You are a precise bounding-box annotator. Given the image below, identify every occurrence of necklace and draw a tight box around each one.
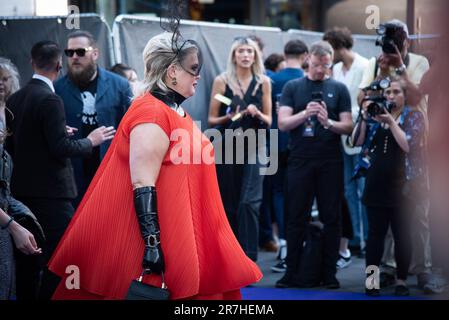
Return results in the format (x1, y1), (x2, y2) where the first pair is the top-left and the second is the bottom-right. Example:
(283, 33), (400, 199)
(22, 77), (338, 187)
(236, 75), (251, 97)
(383, 135), (389, 154)
(236, 78), (245, 97)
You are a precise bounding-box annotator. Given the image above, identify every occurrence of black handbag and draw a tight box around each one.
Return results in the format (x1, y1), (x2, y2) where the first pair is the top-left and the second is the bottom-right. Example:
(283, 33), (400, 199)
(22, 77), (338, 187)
(10, 208), (46, 246)
(126, 271), (170, 300)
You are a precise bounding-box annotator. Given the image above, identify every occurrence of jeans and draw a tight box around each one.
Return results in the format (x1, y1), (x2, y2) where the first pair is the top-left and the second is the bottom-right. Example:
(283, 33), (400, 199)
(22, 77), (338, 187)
(259, 157), (286, 245)
(343, 152), (368, 248)
(381, 198), (432, 275)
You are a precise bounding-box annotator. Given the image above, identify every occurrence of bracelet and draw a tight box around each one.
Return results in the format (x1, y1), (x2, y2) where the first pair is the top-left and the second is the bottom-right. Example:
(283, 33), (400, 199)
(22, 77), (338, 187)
(1, 216), (14, 230)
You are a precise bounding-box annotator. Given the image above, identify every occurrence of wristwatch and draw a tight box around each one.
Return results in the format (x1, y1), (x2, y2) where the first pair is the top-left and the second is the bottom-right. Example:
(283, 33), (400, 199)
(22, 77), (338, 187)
(361, 110), (369, 121)
(395, 64), (406, 76)
(324, 119), (334, 130)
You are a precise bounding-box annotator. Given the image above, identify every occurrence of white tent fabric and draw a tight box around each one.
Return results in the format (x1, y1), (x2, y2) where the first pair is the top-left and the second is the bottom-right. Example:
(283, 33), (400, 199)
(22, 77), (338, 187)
(0, 13), (380, 129)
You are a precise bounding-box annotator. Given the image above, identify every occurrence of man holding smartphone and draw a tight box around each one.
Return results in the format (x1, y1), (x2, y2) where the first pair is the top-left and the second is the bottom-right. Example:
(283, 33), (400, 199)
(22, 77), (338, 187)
(276, 41), (352, 289)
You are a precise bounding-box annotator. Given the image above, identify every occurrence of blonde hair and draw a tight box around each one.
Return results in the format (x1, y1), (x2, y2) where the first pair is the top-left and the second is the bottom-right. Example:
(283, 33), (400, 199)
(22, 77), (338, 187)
(0, 57), (20, 101)
(135, 32), (178, 97)
(225, 37), (265, 90)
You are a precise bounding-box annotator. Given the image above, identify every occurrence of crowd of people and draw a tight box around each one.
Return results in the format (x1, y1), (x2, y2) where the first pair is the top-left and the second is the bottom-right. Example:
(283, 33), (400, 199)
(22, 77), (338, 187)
(0, 15), (447, 300)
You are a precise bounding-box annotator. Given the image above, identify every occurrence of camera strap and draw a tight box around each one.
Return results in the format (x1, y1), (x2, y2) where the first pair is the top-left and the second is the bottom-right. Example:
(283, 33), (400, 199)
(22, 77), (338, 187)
(352, 106), (410, 180)
(374, 60), (379, 78)
(351, 121), (379, 180)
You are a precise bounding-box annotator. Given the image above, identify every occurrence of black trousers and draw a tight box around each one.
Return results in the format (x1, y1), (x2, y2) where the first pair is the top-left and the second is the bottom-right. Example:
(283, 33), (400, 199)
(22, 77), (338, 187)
(365, 205), (411, 280)
(285, 157), (343, 282)
(15, 197), (73, 300)
(341, 197), (354, 240)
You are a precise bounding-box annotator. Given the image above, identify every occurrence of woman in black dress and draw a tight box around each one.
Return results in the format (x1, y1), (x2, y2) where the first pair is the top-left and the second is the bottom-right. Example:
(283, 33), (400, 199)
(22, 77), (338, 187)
(208, 36), (272, 261)
(352, 78), (426, 296)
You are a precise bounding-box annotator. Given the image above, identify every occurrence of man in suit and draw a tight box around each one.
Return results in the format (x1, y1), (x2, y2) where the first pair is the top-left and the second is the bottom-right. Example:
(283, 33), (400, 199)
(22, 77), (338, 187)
(6, 40), (115, 299)
(55, 30), (132, 207)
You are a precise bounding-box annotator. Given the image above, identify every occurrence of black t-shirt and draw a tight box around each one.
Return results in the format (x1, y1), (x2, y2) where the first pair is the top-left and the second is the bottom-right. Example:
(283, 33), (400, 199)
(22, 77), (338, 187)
(362, 126), (406, 207)
(280, 77), (351, 159)
(79, 75), (100, 181)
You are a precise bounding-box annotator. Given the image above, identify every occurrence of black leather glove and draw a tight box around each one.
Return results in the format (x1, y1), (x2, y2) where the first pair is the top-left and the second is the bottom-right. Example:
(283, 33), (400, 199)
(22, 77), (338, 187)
(134, 186), (164, 274)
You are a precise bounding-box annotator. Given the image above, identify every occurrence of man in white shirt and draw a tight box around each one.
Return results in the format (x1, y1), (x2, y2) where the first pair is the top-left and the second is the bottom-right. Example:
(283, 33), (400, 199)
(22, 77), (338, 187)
(324, 27), (369, 268)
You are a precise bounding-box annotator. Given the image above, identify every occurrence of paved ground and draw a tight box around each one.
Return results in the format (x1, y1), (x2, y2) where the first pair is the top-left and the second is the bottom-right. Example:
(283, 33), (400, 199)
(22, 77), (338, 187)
(250, 249), (449, 299)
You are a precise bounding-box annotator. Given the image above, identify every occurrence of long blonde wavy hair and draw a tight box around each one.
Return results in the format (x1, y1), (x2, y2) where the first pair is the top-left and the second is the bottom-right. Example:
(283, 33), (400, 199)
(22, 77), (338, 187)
(224, 37), (265, 91)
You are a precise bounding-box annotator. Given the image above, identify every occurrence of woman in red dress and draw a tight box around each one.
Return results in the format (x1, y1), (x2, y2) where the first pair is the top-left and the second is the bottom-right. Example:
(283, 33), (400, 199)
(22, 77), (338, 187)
(48, 31), (262, 300)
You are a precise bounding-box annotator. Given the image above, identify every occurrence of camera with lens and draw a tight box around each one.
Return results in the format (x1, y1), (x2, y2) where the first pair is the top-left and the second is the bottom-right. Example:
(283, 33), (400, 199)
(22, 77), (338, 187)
(362, 78), (396, 118)
(375, 22), (407, 54)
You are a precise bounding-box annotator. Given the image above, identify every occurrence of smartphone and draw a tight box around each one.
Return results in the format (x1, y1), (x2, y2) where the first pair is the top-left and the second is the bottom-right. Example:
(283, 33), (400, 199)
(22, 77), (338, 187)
(311, 91), (323, 103)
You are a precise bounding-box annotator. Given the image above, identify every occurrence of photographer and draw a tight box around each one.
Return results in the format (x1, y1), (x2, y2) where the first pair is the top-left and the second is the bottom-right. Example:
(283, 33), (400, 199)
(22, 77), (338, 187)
(357, 20), (428, 109)
(352, 77), (426, 296)
(357, 19), (436, 293)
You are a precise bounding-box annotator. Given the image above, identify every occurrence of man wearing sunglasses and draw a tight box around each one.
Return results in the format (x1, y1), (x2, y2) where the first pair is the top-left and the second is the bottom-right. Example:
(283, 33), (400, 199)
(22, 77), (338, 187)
(55, 30), (132, 207)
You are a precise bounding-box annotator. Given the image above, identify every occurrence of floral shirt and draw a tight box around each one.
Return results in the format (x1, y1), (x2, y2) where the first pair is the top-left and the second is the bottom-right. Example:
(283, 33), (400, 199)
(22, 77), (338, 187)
(402, 107), (427, 181)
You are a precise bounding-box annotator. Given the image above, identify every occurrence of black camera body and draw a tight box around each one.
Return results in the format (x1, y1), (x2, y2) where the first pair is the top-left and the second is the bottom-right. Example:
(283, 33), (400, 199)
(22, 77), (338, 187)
(362, 78), (396, 117)
(364, 96), (396, 118)
(375, 23), (407, 54)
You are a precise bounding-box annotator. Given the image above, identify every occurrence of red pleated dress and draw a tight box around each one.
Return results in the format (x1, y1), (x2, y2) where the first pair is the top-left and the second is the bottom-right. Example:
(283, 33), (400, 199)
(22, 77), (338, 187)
(48, 93), (262, 300)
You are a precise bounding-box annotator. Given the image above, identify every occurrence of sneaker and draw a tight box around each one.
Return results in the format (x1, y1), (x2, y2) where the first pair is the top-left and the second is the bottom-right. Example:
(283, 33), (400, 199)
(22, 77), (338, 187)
(394, 284), (410, 296)
(271, 260), (287, 273)
(336, 252), (352, 269)
(380, 272), (396, 288)
(365, 288), (381, 297)
(418, 273), (445, 294)
(323, 276), (340, 289)
(275, 274), (297, 288)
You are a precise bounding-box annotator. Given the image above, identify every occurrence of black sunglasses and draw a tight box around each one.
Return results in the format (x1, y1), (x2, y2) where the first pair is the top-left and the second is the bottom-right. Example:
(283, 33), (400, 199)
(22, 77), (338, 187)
(233, 36), (250, 43)
(64, 47), (94, 57)
(162, 39), (202, 77)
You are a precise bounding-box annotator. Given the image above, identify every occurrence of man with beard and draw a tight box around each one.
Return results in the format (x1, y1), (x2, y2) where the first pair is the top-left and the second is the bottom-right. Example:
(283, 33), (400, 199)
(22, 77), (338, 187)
(55, 30), (132, 207)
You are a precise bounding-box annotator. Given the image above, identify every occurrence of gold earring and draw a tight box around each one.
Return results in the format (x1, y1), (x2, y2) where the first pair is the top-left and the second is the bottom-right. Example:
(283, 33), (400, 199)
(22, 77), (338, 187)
(172, 77), (177, 85)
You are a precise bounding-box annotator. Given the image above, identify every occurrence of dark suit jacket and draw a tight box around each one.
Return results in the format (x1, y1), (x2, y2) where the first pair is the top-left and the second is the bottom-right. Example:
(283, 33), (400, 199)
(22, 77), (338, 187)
(5, 78), (93, 199)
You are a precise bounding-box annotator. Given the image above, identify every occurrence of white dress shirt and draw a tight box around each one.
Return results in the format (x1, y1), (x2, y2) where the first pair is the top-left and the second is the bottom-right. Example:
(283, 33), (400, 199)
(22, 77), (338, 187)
(32, 74), (55, 93)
